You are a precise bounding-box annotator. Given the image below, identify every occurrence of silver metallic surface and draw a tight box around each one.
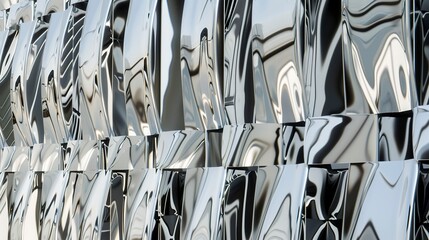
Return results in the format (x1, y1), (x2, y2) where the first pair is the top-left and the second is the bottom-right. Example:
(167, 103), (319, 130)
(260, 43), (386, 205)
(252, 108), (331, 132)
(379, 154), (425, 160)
(6, 1), (33, 29)
(35, 0), (66, 18)
(110, 0), (128, 136)
(0, 28), (18, 146)
(305, 114), (378, 164)
(123, 0), (161, 136)
(413, 105), (429, 159)
(11, 21), (39, 146)
(222, 123), (282, 167)
(0, 0), (18, 11)
(181, 0), (225, 130)
(251, 0), (306, 123)
(78, 0), (112, 139)
(41, 9), (73, 143)
(304, 0), (346, 117)
(253, 165), (307, 239)
(378, 112), (414, 161)
(0, 1), (427, 239)
(343, 160), (417, 239)
(0, 10), (6, 31)
(305, 165), (348, 239)
(342, 0), (418, 114)
(156, 130), (205, 169)
(124, 169), (160, 239)
(415, 161), (429, 239)
(224, 0), (254, 124)
(413, 0), (429, 105)
(181, 167), (225, 239)
(159, 0), (185, 131)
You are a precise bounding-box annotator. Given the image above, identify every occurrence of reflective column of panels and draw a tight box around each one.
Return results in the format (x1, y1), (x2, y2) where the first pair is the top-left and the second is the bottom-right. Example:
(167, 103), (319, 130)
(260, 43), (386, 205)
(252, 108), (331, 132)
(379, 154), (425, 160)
(11, 20), (43, 146)
(123, 169), (160, 239)
(222, 165), (307, 239)
(181, 0), (225, 130)
(7, 1), (35, 146)
(0, 28), (17, 146)
(224, 0), (255, 124)
(181, 167), (225, 239)
(59, 170), (110, 239)
(153, 170), (186, 239)
(0, 10), (8, 145)
(123, 0), (161, 136)
(342, 0), (418, 114)
(41, 9), (74, 144)
(251, 0), (306, 123)
(78, 0), (113, 140)
(111, 0), (128, 136)
(304, 0), (346, 117)
(413, 0), (429, 105)
(159, 0), (185, 131)
(69, 3), (88, 141)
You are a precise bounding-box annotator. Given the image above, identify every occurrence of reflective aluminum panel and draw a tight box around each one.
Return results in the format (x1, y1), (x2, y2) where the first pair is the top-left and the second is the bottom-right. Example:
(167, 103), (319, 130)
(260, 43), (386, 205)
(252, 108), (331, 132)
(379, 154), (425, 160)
(224, 0), (254, 124)
(222, 123), (282, 167)
(159, 0), (185, 131)
(0, 28), (18, 146)
(251, 0), (307, 123)
(78, 0), (112, 139)
(305, 165), (348, 239)
(181, 0), (225, 130)
(305, 114), (378, 164)
(343, 160), (417, 239)
(342, 0), (418, 113)
(123, 0), (161, 136)
(304, 0), (346, 117)
(41, 9), (74, 144)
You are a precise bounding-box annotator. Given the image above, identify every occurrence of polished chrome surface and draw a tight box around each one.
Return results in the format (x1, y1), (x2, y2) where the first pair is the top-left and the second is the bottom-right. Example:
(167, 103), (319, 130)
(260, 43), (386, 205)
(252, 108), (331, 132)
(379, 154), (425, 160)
(0, 0), (428, 239)
(159, 0), (185, 131)
(78, 0), (112, 139)
(6, 1), (33, 29)
(123, 0), (161, 136)
(224, 0), (254, 124)
(181, 167), (224, 239)
(156, 130), (205, 169)
(343, 0), (418, 113)
(251, 0), (306, 123)
(0, 28), (18, 146)
(305, 114), (378, 164)
(11, 20), (47, 146)
(181, 0), (225, 130)
(41, 9), (73, 143)
(35, 0), (66, 18)
(222, 123), (282, 167)
(306, 165), (348, 239)
(343, 160), (417, 239)
(304, 0), (346, 117)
